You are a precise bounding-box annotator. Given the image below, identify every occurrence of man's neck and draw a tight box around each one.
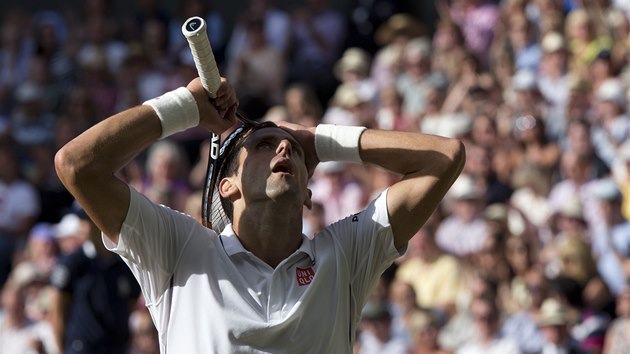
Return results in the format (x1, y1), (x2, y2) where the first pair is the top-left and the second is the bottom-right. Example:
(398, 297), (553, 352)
(232, 202), (304, 268)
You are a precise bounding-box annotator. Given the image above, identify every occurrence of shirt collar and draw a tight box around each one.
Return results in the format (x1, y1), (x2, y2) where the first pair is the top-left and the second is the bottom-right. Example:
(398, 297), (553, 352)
(219, 224), (316, 262)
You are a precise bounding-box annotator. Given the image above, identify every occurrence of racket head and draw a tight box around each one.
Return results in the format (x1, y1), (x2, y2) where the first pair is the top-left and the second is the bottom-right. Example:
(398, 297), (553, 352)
(202, 116), (277, 232)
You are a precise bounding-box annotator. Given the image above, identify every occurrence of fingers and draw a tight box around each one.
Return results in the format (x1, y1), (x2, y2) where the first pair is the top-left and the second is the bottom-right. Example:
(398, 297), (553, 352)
(215, 77), (237, 112)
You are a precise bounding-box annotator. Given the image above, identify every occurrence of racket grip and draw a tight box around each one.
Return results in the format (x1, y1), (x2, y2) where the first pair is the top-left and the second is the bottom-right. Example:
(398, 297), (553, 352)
(182, 16), (221, 99)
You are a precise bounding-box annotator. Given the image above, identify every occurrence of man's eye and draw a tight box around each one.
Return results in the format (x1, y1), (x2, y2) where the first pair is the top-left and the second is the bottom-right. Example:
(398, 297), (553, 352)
(257, 141), (274, 149)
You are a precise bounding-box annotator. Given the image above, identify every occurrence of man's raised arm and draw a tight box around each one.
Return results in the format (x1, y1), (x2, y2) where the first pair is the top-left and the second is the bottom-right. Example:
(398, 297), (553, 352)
(54, 78), (237, 241)
(358, 129), (465, 250)
(279, 123), (465, 250)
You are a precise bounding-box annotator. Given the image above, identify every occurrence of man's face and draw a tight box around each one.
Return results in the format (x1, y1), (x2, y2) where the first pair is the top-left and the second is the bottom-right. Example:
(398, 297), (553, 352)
(230, 127), (310, 208)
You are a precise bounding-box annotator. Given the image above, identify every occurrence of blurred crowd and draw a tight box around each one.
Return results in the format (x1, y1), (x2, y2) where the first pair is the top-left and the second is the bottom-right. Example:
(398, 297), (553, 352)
(2, 0), (630, 353)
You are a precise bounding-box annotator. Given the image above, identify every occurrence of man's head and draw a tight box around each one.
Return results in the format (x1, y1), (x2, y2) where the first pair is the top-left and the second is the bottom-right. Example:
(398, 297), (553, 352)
(211, 122), (313, 229)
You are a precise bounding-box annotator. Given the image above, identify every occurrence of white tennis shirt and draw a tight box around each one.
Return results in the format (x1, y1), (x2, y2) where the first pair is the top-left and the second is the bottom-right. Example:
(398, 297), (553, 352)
(103, 186), (401, 353)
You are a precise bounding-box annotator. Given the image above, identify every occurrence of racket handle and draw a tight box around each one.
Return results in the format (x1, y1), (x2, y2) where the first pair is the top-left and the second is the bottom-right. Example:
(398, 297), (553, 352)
(182, 16), (220, 99)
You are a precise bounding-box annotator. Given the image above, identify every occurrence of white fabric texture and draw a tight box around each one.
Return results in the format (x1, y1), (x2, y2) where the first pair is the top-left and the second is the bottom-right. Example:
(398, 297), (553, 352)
(103, 186), (400, 353)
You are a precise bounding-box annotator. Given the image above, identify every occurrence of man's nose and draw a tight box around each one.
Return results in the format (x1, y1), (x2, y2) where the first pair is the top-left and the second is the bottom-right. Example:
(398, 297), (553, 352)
(276, 139), (292, 156)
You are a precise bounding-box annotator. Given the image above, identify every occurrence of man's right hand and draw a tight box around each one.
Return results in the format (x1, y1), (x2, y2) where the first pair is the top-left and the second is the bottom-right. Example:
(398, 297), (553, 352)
(276, 121), (319, 177)
(187, 77), (239, 135)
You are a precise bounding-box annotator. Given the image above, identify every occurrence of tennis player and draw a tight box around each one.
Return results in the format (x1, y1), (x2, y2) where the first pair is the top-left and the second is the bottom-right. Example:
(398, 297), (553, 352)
(55, 77), (465, 353)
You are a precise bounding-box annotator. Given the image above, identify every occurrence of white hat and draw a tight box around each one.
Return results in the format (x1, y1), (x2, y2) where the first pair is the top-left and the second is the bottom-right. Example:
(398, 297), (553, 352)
(591, 178), (622, 201)
(538, 298), (568, 327)
(596, 79), (626, 107)
(334, 48), (371, 80)
(53, 213), (81, 239)
(15, 82), (43, 103)
(512, 70), (538, 91)
(541, 31), (566, 53)
(448, 174), (482, 200)
(333, 84), (365, 108)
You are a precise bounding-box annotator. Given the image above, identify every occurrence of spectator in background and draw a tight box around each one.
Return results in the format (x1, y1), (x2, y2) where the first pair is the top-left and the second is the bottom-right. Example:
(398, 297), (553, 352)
(502, 237), (542, 312)
(371, 14), (426, 90)
(589, 50), (616, 95)
(510, 114), (561, 177)
(562, 118), (610, 179)
(548, 276), (611, 354)
(456, 294), (521, 354)
(375, 85), (414, 132)
(0, 143), (40, 288)
(49, 207), (141, 354)
(396, 38), (434, 122)
(510, 165), (552, 236)
(32, 11), (73, 88)
(228, 16), (285, 119)
(77, 13), (128, 78)
(557, 237), (613, 315)
(288, 0), (345, 104)
(77, 48), (118, 121)
(505, 11), (542, 72)
(226, 0), (289, 64)
(333, 48), (378, 111)
(140, 140), (191, 212)
(387, 280), (418, 345)
(439, 270), (498, 351)
(431, 18), (468, 85)
(137, 18), (172, 102)
(436, 174), (488, 257)
(591, 78), (630, 167)
(282, 83), (323, 124)
(465, 143), (512, 205)
(589, 179), (629, 297)
(420, 76), (473, 140)
(396, 226), (462, 320)
(10, 82), (57, 147)
(0, 10), (32, 115)
(603, 287), (630, 354)
(308, 161), (367, 225)
(547, 150), (600, 234)
(564, 8), (612, 79)
(407, 309), (452, 354)
(447, 0), (500, 69)
(21, 223), (58, 279)
(606, 9), (630, 73)
(51, 213), (85, 256)
(359, 301), (410, 354)
(537, 298), (582, 354)
(501, 267), (548, 354)
(323, 84), (372, 126)
(538, 31), (571, 141)
(565, 76), (594, 124)
(507, 70), (551, 138)
(0, 277), (58, 354)
(128, 306), (159, 354)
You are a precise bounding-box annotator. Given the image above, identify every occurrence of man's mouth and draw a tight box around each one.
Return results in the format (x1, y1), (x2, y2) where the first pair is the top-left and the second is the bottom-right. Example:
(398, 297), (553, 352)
(272, 160), (293, 174)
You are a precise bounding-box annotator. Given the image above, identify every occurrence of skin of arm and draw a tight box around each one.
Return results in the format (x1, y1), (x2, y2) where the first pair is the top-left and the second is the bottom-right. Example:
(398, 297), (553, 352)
(54, 78), (238, 242)
(49, 289), (70, 353)
(278, 123), (466, 250)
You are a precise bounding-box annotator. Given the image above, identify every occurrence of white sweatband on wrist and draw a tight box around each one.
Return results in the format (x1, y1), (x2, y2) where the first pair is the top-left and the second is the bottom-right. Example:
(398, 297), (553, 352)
(314, 124), (367, 163)
(143, 87), (199, 139)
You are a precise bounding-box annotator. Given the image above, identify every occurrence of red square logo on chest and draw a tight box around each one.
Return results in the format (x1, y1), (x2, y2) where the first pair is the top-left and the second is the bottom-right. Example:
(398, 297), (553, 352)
(296, 266), (315, 286)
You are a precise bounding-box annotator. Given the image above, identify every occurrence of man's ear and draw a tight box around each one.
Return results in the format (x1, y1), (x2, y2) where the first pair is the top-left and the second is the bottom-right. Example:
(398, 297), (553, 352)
(219, 178), (240, 200)
(304, 188), (313, 209)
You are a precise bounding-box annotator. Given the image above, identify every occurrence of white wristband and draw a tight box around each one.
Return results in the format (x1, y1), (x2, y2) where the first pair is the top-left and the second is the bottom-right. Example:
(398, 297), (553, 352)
(143, 87), (199, 139)
(314, 124), (366, 163)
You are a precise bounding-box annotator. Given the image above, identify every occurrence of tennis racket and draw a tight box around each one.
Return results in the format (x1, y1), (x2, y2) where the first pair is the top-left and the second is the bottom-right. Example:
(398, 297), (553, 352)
(182, 16), (225, 230)
(182, 16), (266, 231)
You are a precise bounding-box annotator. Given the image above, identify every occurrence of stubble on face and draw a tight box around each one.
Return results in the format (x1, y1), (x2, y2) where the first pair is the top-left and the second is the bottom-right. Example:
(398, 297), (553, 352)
(238, 128), (310, 207)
